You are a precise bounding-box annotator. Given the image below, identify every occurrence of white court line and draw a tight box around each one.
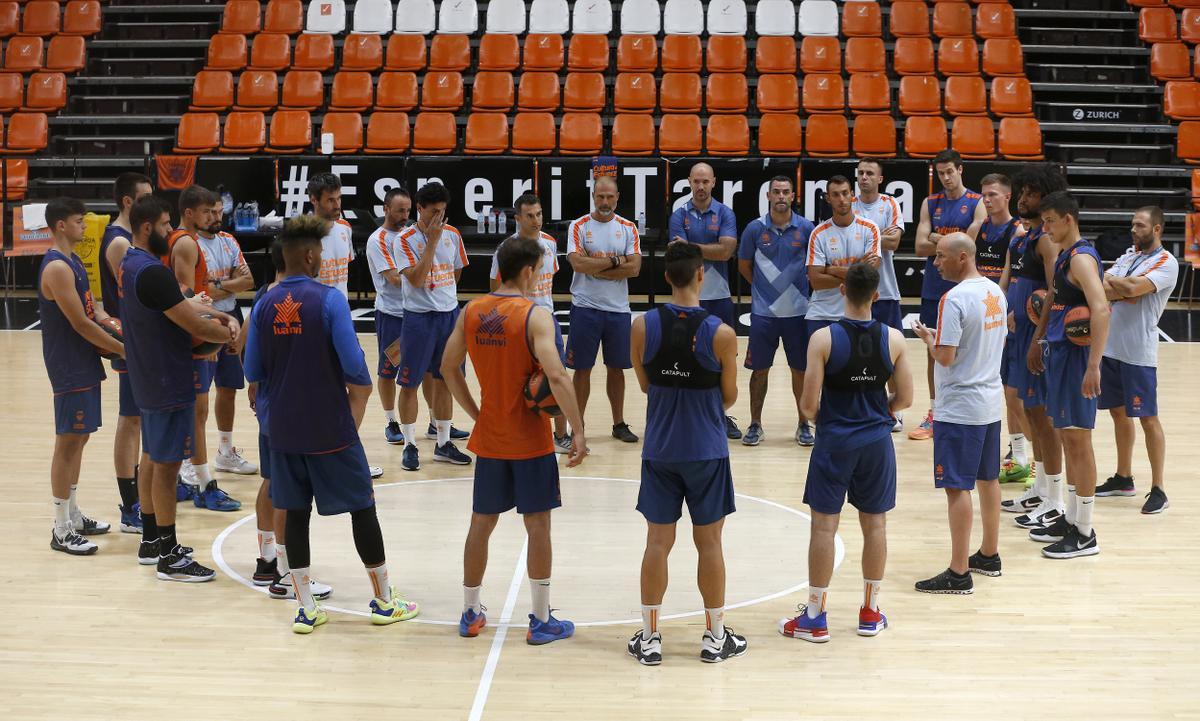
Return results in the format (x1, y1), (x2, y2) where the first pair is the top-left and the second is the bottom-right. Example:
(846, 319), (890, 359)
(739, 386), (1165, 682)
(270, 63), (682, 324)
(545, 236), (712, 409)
(1159, 327), (1174, 343)
(22, 320), (39, 330)
(467, 537), (528, 721)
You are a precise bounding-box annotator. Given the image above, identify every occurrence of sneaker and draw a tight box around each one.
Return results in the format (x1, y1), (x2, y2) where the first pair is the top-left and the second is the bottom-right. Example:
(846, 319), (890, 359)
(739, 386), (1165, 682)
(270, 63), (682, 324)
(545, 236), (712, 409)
(779, 606), (829, 642)
(119, 502), (142, 534)
(628, 630), (663, 666)
(612, 422), (639, 443)
(370, 588), (420, 625)
(1142, 486), (1169, 514)
(424, 423), (471, 441)
(193, 483), (241, 512)
(553, 433), (572, 454)
(138, 539), (190, 565)
(176, 479), (200, 502)
(50, 527), (98, 556)
(795, 422), (815, 447)
(527, 612), (574, 645)
(214, 446), (258, 475)
(908, 410), (934, 441)
(1015, 503), (1063, 530)
(459, 607), (488, 637)
(156, 548), (215, 583)
(384, 421), (405, 445)
(857, 606), (888, 637)
(968, 551), (1002, 577)
(402, 445), (420, 471)
(369, 465), (384, 479)
(741, 422), (764, 446)
(71, 513), (111, 535)
(1001, 486), (1042, 514)
(1028, 514), (1071, 543)
(433, 441), (472, 466)
(724, 415), (743, 440)
(267, 573), (333, 600)
(700, 627), (747, 663)
(914, 569), (973, 595)
(999, 459), (1032, 484)
(179, 459), (197, 485)
(891, 413), (904, 433)
(1096, 474), (1136, 497)
(252, 557), (277, 586)
(292, 605), (328, 635)
(1042, 525), (1099, 559)
(1004, 444), (1013, 462)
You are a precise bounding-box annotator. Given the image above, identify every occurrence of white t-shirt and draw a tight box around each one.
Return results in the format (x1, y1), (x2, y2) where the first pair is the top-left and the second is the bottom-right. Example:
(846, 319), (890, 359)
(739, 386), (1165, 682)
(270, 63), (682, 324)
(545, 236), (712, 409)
(396, 223), (468, 313)
(933, 276), (1008, 425)
(490, 232), (559, 313)
(1104, 246), (1179, 367)
(852, 194), (904, 301)
(568, 213), (640, 314)
(805, 215), (881, 321)
(196, 231), (246, 313)
(365, 225), (407, 318)
(319, 218), (354, 298)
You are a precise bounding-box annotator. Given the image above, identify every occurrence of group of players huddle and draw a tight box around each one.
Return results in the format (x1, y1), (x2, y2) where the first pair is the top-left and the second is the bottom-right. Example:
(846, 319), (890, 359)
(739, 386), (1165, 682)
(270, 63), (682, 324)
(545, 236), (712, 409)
(35, 152), (1176, 664)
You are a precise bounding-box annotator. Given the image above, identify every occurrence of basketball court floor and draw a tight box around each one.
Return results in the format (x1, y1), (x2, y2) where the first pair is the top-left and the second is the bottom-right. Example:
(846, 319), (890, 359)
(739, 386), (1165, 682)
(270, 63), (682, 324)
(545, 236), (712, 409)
(2, 326), (1197, 720)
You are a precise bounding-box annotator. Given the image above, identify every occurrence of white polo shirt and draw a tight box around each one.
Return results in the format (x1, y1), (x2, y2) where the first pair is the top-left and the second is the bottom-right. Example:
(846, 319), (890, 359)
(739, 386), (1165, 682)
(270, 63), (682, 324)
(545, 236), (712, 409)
(933, 276), (1008, 425)
(318, 218), (354, 297)
(805, 215), (881, 321)
(396, 223), (468, 313)
(1104, 245), (1179, 367)
(365, 225), (407, 318)
(567, 213), (640, 314)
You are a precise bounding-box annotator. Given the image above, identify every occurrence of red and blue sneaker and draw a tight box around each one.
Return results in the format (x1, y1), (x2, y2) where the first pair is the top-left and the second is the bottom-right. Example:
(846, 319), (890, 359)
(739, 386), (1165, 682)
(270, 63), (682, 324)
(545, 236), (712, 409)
(778, 605), (830, 643)
(857, 606), (888, 637)
(459, 607), (487, 637)
(526, 612), (574, 645)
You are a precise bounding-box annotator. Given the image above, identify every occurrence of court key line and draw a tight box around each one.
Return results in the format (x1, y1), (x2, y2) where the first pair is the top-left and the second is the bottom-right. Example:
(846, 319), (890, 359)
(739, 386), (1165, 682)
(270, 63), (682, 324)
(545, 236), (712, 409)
(467, 537), (528, 721)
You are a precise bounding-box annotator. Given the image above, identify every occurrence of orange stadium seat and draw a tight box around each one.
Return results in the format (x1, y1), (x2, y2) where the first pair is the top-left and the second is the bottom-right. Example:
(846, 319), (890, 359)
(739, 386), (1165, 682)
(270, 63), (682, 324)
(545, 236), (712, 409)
(890, 1), (930, 38)
(757, 113), (802, 155)
(321, 111), (363, 153)
(568, 34), (610, 72)
(951, 115), (996, 158)
(267, 109), (311, 153)
(62, 1), (101, 37)
(249, 32), (291, 70)
(20, 0), (59, 36)
(25, 70), (63, 111)
(206, 34), (246, 71)
(805, 114), (850, 157)
(989, 76), (1033, 116)
(1177, 120), (1200, 162)
(6, 111), (47, 152)
(222, 0), (261, 35)
(0, 3), (17, 37)
(234, 69), (278, 110)
(342, 33), (383, 71)
(755, 36), (796, 74)
(421, 70), (465, 111)
(330, 71), (374, 111)
(411, 111), (458, 153)
(706, 72), (747, 113)
(46, 35), (86, 73)
(803, 73), (845, 113)
(523, 34), (564, 71)
(1140, 8), (1178, 43)
(511, 112), (556, 154)
(903, 115), (949, 158)
(292, 33), (334, 71)
(932, 2), (973, 38)
(944, 75), (987, 115)
(938, 38), (980, 75)
(615, 72), (656, 112)
(558, 112), (603, 155)
(0, 72), (21, 111)
(982, 38), (1024, 76)
(893, 37), (935, 75)
(190, 70), (234, 111)
(280, 69), (323, 110)
(471, 70), (515, 111)
(1182, 9), (1200, 44)
(264, 0), (304, 35)
(899, 75), (942, 115)
(174, 112), (221, 153)
(1151, 42), (1192, 79)
(998, 117), (1043, 159)
(1194, 45), (1200, 78)
(430, 34), (472, 71)
(975, 3), (1016, 39)
(801, 36), (841, 74)
(1164, 80), (1200, 119)
(848, 72), (890, 113)
(220, 110), (266, 153)
(365, 111), (410, 154)
(2, 158), (27, 200)
(612, 113), (656, 155)
(853, 114), (897, 158)
(617, 35), (657, 72)
(662, 35), (702, 72)
(841, 1), (882, 37)
(465, 112), (510, 154)
(376, 71), (419, 111)
(517, 71), (560, 111)
(845, 37), (885, 74)
(563, 71), (605, 111)
(658, 113), (702, 155)
(660, 72), (702, 112)
(757, 74), (800, 113)
(706, 115), (749, 156)
(706, 35), (746, 73)
(386, 35), (427, 71)
(479, 33), (520, 71)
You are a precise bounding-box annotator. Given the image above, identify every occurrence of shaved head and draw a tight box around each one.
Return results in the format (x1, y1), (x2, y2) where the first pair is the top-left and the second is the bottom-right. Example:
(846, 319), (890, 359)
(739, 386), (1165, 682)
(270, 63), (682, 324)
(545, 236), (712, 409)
(942, 232), (974, 255)
(593, 175), (619, 193)
(933, 232), (978, 283)
(687, 162), (716, 209)
(688, 162), (715, 180)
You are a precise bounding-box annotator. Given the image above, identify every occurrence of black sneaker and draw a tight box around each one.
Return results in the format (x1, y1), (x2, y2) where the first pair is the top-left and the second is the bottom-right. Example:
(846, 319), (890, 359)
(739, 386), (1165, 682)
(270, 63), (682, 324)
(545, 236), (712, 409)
(968, 551), (1002, 577)
(1015, 504), (1062, 530)
(1141, 486), (1169, 515)
(50, 528), (98, 556)
(612, 422), (639, 443)
(71, 514), (111, 535)
(627, 630), (663, 666)
(914, 569), (973, 595)
(1096, 474), (1136, 497)
(137, 539), (159, 566)
(156, 547), (215, 583)
(1042, 525), (1099, 559)
(724, 415), (743, 440)
(253, 556), (278, 586)
(700, 627), (747, 663)
(433, 441), (472, 465)
(1028, 515), (1071, 543)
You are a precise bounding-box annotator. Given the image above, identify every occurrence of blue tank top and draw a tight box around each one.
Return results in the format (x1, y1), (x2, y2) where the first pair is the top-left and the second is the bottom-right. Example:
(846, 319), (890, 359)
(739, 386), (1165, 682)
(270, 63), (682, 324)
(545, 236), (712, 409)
(120, 246), (194, 411)
(250, 282), (273, 432)
(921, 190), (982, 299)
(253, 276), (359, 454)
(641, 304), (727, 463)
(1008, 225), (1047, 333)
(38, 249), (105, 394)
(817, 319), (894, 450)
(1048, 239), (1102, 344)
(99, 223), (131, 370)
(977, 217), (1017, 283)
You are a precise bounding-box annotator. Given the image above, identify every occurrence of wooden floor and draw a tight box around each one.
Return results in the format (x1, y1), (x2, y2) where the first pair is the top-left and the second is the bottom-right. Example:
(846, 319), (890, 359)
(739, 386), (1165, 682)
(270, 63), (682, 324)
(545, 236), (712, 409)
(3, 329), (1197, 721)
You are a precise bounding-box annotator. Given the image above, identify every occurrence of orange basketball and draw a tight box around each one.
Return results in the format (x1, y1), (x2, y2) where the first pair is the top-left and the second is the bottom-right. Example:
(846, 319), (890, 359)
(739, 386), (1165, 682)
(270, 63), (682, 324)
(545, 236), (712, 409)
(523, 367), (561, 417)
(192, 312), (225, 357)
(1025, 288), (1047, 324)
(1064, 306), (1092, 346)
(94, 316), (123, 359)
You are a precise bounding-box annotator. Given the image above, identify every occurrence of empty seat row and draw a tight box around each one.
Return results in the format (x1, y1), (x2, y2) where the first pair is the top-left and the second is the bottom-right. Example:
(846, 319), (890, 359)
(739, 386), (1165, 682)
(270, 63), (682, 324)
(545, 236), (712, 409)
(0, 1), (99, 39)
(0, 69), (63, 111)
(887, 1), (1016, 40)
(2, 34), (85, 72)
(1130, 0), (1200, 8)
(1149, 41), (1200, 79)
(1140, 6), (1200, 44)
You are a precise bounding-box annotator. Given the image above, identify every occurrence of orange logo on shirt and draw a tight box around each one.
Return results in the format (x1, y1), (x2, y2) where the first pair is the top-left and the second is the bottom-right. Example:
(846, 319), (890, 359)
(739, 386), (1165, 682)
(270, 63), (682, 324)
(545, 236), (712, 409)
(272, 293), (303, 335)
(1132, 395), (1142, 410)
(983, 292), (1004, 330)
(935, 464), (945, 481)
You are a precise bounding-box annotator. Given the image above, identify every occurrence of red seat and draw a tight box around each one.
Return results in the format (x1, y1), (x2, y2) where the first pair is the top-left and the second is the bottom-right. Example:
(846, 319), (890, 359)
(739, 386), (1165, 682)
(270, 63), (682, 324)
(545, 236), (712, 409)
(612, 113), (656, 156)
(951, 116), (996, 159)
(803, 73), (845, 113)
(471, 70), (515, 111)
(805, 114), (850, 157)
(0, 72), (21, 111)
(706, 35), (746, 72)
(190, 70), (234, 111)
(174, 112), (220, 154)
(658, 114), (701, 156)
(511, 112), (556, 155)
(376, 71), (419, 111)
(411, 111), (458, 154)
(890, 1), (931, 37)
(1178, 120), (1200, 162)
(662, 34), (702, 72)
(206, 33), (247, 71)
(1152, 42), (1192, 80)
(1140, 8), (1178, 43)
(20, 0), (59, 36)
(893, 37), (934, 75)
(517, 71), (560, 111)
(568, 34), (610, 71)
(757, 74), (800, 113)
(1165, 80), (1200, 119)
(842, 1), (882, 37)
(280, 70), (323, 110)
(422, 70), (464, 111)
(989, 76), (1033, 116)
(848, 72), (890, 113)
(706, 115), (749, 156)
(563, 72), (605, 112)
(465, 112), (510, 154)
(852, 114), (897, 158)
(899, 75), (942, 115)
(998, 117), (1043, 159)
(235, 69), (278, 110)
(220, 110), (266, 153)
(617, 34), (657, 72)
(904, 115), (949, 158)
(801, 36), (840, 74)
(249, 32), (291, 70)
(6, 111), (47, 152)
(523, 34), (564, 71)
(938, 38), (980, 76)
(0, 3), (17, 38)
(221, 0), (261, 35)
(365, 111), (410, 154)
(757, 113), (802, 155)
(845, 37), (885, 74)
(330, 71), (374, 112)
(755, 36), (796, 74)
(660, 72), (702, 112)
(932, 2), (973, 38)
(2, 159), (27, 200)
(614, 72), (656, 112)
(706, 73), (747, 113)
(1193, 44), (1200, 78)
(23, 70), (62, 111)
(46, 35), (85, 73)
(1182, 9), (1200, 44)
(558, 112), (602, 155)
(320, 111), (363, 153)
(386, 34), (427, 71)
(982, 38), (1023, 76)
(342, 33), (383, 71)
(267, 109), (311, 153)
(61, 1), (101, 37)
(944, 75), (986, 115)
(264, 0), (304, 35)
(292, 33), (334, 71)
(975, 3), (1016, 39)
(479, 33), (520, 71)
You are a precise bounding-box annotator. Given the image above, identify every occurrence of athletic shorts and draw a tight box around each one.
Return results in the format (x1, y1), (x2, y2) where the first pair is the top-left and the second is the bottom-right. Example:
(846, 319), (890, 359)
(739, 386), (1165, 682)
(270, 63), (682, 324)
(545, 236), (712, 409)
(1099, 356), (1158, 418)
(638, 457), (735, 526)
(1045, 341), (1098, 430)
(258, 432), (271, 482)
(376, 310), (404, 379)
(920, 297), (940, 328)
(270, 441), (374, 515)
(1007, 321), (1047, 409)
(398, 308), (459, 387)
(117, 371), (139, 418)
(700, 297), (735, 328)
(193, 358), (217, 394)
(933, 420), (1001, 490)
(54, 385), (101, 435)
(552, 320), (566, 363)
(473, 453), (561, 515)
(804, 435), (897, 515)
(871, 299), (903, 331)
(214, 345), (245, 390)
(1000, 332), (1016, 386)
(140, 403), (195, 464)
(565, 306), (632, 370)
(745, 314), (808, 371)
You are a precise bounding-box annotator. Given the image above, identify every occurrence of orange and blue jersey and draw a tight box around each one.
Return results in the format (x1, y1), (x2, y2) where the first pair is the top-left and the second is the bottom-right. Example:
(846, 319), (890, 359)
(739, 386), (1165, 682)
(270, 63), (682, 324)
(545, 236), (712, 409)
(1048, 239), (1102, 344)
(922, 189), (982, 300)
(816, 319), (894, 450)
(976, 217), (1019, 283)
(38, 248), (105, 394)
(164, 228), (208, 295)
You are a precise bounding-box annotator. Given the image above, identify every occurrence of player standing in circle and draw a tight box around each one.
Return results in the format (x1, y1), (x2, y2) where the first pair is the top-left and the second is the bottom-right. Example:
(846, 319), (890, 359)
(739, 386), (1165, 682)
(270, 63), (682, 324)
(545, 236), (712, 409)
(779, 262), (912, 641)
(911, 150), (987, 441)
(913, 234), (1008, 593)
(627, 241), (746, 665)
(1097, 207), (1178, 514)
(442, 234), (587, 645)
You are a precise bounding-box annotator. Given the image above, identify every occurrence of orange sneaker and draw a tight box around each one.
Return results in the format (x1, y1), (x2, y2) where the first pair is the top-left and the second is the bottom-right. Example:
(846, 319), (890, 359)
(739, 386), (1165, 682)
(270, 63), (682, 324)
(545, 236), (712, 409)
(908, 410), (934, 440)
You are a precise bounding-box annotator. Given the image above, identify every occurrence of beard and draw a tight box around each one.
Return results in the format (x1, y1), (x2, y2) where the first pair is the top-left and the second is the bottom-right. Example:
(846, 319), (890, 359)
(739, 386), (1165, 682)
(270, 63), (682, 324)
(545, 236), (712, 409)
(1133, 233), (1154, 251)
(204, 221), (222, 235)
(1017, 206), (1040, 221)
(148, 230), (169, 256)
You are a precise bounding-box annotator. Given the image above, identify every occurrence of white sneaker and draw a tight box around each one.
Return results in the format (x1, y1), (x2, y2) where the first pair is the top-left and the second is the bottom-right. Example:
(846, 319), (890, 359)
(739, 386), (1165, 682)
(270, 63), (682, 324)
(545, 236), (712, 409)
(214, 446), (259, 474)
(891, 413), (903, 433)
(50, 526), (98, 555)
(1015, 500), (1063, 530)
(1002, 485), (1042, 514)
(369, 465), (384, 479)
(553, 433), (572, 454)
(179, 459), (197, 485)
(269, 573), (334, 600)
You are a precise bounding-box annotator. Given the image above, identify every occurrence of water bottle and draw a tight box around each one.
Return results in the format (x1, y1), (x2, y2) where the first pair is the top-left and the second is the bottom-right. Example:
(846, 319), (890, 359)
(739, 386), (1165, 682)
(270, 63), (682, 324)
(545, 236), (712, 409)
(637, 211), (647, 235)
(497, 208), (507, 235)
(476, 208), (486, 235)
(487, 208), (497, 234)
(233, 203), (244, 232)
(250, 201), (259, 231)
(219, 185), (233, 223)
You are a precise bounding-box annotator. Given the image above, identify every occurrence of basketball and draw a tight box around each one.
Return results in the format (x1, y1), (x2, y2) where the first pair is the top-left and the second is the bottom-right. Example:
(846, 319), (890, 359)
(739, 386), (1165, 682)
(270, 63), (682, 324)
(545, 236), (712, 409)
(192, 312), (225, 357)
(1064, 305), (1092, 346)
(523, 367), (561, 417)
(1026, 288), (1047, 324)
(93, 316), (122, 359)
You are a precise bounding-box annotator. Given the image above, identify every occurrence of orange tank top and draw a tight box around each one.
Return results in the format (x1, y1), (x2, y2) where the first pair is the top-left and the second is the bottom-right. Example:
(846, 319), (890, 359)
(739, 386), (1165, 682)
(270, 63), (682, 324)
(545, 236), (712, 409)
(465, 293), (554, 460)
(164, 229), (208, 295)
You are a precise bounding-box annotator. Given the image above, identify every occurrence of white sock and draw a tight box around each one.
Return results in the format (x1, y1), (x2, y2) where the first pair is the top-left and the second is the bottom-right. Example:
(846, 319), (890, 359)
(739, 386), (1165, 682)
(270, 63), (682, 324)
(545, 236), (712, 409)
(218, 431), (233, 455)
(464, 585), (482, 614)
(194, 463), (213, 484)
(864, 578), (882, 612)
(367, 564), (391, 601)
(807, 586), (828, 618)
(53, 496), (70, 534)
(257, 530), (275, 561)
(529, 577), (551, 622)
(385, 408), (397, 424)
(1076, 495), (1095, 536)
(1048, 473), (1064, 507)
(291, 567), (317, 612)
(1011, 434), (1028, 466)
(1034, 464), (1048, 497)
(1066, 484), (1077, 524)
(641, 604), (660, 640)
(435, 419), (451, 446)
(402, 423), (417, 449)
(68, 484), (80, 521)
(705, 607), (725, 639)
(275, 544), (290, 576)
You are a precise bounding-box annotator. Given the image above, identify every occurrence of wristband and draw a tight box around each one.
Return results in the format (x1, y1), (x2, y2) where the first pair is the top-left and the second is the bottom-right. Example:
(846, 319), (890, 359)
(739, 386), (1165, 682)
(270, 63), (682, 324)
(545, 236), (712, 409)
(609, 256), (618, 268)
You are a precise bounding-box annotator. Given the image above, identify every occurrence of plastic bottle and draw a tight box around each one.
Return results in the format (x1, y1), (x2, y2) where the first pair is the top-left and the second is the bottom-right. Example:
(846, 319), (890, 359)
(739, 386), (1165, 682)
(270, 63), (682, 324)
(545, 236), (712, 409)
(250, 201), (259, 231)
(477, 208), (486, 234)
(233, 203), (244, 232)
(497, 208), (507, 235)
(637, 211), (647, 235)
(487, 208), (497, 234)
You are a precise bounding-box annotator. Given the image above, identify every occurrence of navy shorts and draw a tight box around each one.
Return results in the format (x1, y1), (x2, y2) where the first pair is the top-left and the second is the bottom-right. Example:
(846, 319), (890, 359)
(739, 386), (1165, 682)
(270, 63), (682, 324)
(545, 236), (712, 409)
(566, 305), (632, 370)
(871, 299), (903, 331)
(140, 403), (195, 464)
(473, 453), (561, 515)
(552, 320), (566, 363)
(933, 420), (1001, 490)
(745, 314), (808, 371)
(398, 308), (458, 387)
(1099, 356), (1158, 417)
(804, 435), (897, 515)
(1007, 322), (1047, 409)
(54, 385), (101, 435)
(919, 297), (940, 328)
(270, 441), (374, 515)
(193, 357), (217, 395)
(258, 432), (271, 481)
(376, 310), (404, 379)
(700, 297), (735, 327)
(638, 457), (735, 526)
(214, 345), (245, 390)
(1046, 341), (1098, 430)
(1000, 332), (1016, 386)
(117, 371), (139, 418)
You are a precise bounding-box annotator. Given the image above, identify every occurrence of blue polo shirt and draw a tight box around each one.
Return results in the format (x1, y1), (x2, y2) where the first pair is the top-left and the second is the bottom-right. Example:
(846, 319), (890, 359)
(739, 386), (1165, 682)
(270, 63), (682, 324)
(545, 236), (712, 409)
(737, 212), (815, 318)
(668, 199), (738, 301)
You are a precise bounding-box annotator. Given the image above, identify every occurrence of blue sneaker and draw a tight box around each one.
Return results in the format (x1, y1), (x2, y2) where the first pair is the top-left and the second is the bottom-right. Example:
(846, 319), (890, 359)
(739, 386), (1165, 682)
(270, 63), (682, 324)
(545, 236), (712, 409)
(779, 605), (830, 643)
(402, 444), (420, 472)
(741, 422), (764, 446)
(193, 483), (242, 512)
(459, 607), (487, 637)
(434, 441), (472, 466)
(384, 421), (405, 445)
(796, 422), (815, 447)
(425, 423), (472, 441)
(119, 502), (142, 534)
(857, 606), (888, 637)
(176, 479), (200, 503)
(526, 612), (574, 645)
